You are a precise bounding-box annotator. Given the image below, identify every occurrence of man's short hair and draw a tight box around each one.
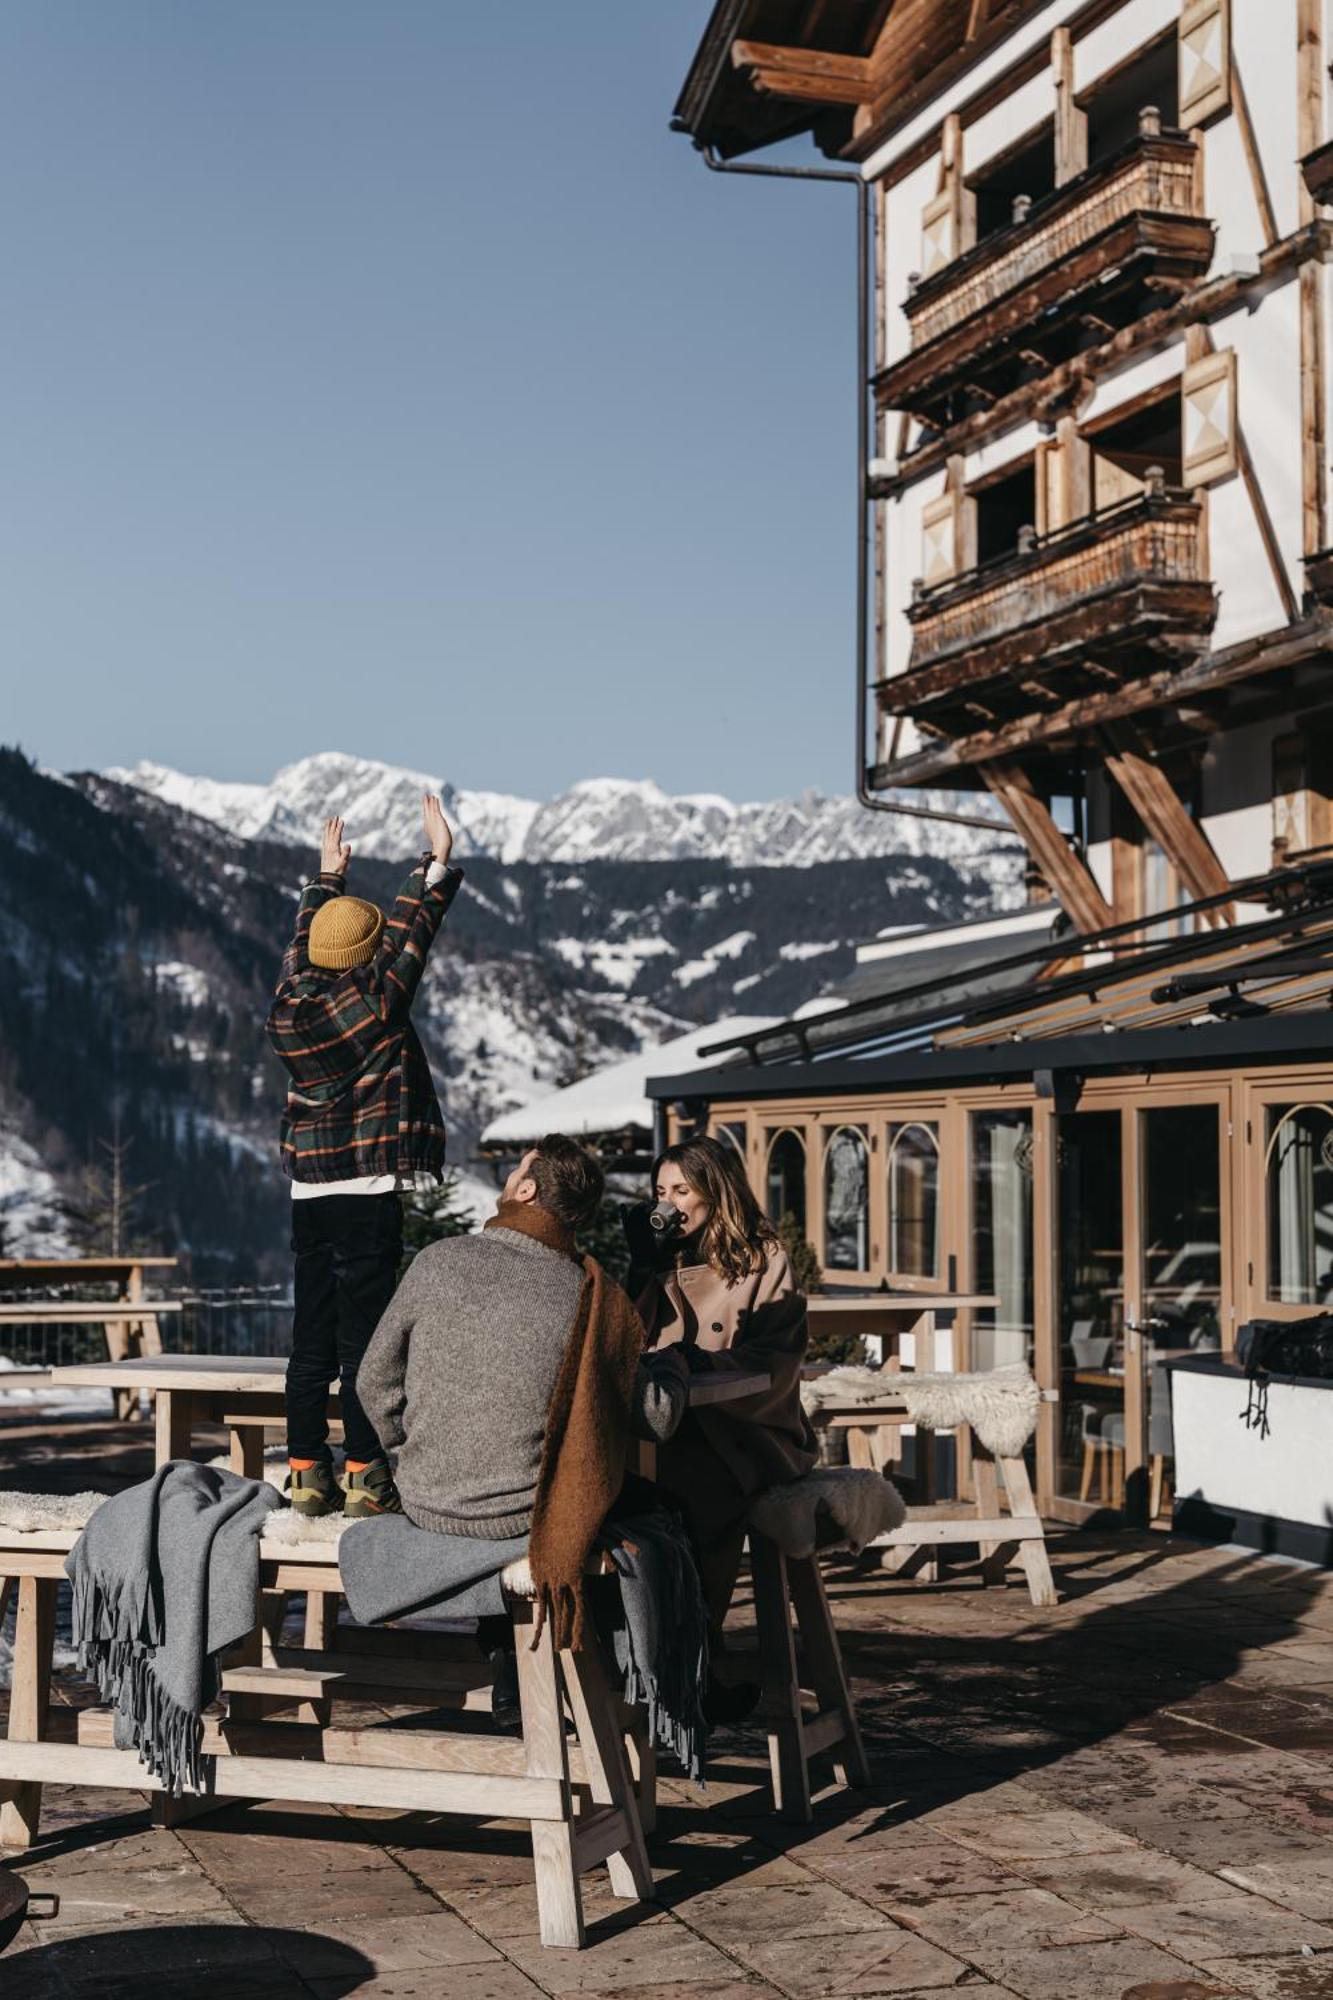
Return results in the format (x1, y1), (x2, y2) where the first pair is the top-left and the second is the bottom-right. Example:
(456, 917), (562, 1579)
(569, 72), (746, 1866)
(527, 1134), (604, 1231)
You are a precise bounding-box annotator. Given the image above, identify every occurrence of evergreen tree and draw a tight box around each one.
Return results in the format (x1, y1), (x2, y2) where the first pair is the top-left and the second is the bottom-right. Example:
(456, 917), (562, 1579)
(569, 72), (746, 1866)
(401, 1170), (477, 1265)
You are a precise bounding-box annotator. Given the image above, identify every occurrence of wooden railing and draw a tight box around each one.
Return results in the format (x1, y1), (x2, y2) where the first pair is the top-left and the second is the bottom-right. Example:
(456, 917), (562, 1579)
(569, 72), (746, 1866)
(907, 489), (1207, 671)
(906, 125), (1203, 353)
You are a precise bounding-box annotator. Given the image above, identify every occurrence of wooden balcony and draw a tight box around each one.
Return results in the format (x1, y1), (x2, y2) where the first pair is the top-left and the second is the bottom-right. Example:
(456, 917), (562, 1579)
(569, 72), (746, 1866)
(880, 488), (1215, 740)
(876, 126), (1213, 428)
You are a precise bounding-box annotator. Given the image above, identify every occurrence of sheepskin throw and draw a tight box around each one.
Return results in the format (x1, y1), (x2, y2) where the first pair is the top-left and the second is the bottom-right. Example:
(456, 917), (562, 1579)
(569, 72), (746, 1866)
(0, 1490), (107, 1534)
(802, 1363), (1041, 1461)
(748, 1467), (905, 1561)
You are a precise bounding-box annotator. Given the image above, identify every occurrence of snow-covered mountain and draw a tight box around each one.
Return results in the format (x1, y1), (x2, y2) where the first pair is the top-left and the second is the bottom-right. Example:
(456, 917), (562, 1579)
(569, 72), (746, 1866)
(108, 753), (1019, 885)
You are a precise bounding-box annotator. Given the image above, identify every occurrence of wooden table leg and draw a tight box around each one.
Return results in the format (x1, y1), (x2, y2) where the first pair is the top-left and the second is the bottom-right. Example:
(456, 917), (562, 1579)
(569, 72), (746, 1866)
(512, 1596), (583, 1948)
(750, 1533), (811, 1824)
(561, 1637), (653, 1904)
(972, 1444), (1006, 1585)
(0, 1576), (56, 1851)
(998, 1454), (1058, 1608)
(786, 1554), (869, 1791)
(155, 1388), (195, 1465)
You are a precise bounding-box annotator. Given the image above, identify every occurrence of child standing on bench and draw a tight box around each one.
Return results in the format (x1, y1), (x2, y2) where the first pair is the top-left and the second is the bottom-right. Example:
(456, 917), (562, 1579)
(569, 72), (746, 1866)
(266, 793), (463, 1519)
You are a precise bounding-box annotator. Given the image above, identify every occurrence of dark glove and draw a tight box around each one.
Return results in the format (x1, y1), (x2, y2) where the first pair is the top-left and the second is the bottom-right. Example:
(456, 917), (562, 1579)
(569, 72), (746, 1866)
(621, 1201), (675, 1276)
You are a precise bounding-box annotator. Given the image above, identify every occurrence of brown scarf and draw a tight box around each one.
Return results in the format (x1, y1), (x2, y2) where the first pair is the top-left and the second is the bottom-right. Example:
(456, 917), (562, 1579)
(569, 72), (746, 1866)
(485, 1200), (644, 1650)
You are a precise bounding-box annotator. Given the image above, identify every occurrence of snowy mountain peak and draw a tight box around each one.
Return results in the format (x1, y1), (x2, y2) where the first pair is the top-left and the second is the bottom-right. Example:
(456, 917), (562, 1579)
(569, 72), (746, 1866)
(105, 752), (1021, 885)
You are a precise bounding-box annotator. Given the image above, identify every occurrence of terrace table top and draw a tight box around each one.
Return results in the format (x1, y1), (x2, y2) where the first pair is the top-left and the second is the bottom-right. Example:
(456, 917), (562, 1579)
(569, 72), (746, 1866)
(53, 1351), (772, 1407)
(807, 1293), (998, 1317)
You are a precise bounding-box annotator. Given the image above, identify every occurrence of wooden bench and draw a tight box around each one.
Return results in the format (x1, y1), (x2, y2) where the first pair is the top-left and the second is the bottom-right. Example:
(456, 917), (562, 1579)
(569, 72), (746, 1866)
(816, 1394), (1058, 1608)
(749, 1529), (869, 1822)
(0, 1528), (653, 1948)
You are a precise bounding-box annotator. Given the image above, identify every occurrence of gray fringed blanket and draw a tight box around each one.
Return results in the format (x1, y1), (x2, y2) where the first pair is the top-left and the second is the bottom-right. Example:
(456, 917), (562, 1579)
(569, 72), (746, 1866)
(339, 1516), (529, 1625)
(65, 1461), (283, 1795)
(598, 1509), (709, 1785)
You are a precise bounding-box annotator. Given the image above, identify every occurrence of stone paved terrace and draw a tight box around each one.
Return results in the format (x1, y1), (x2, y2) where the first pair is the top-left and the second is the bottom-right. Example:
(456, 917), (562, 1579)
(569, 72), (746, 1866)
(6, 1407), (1333, 1997)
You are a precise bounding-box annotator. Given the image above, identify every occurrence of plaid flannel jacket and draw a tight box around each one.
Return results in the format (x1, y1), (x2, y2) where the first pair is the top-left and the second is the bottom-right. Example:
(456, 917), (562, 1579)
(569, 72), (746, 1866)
(266, 856), (464, 1184)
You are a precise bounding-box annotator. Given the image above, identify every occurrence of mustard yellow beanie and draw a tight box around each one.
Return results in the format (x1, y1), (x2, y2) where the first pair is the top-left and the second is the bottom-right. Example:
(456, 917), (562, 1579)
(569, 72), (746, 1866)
(309, 896), (384, 971)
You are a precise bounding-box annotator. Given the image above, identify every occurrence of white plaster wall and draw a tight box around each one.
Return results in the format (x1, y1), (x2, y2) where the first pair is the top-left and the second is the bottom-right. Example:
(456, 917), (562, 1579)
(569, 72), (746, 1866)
(881, 150), (944, 369)
(963, 418), (1042, 484)
(1205, 115), (1273, 276)
(1078, 339), (1183, 427)
(965, 66), (1054, 174)
(1232, 0), (1301, 244)
(882, 469), (947, 681)
(1174, 1368), (1333, 1529)
(1073, 0), (1178, 94)
(1210, 282), (1303, 649)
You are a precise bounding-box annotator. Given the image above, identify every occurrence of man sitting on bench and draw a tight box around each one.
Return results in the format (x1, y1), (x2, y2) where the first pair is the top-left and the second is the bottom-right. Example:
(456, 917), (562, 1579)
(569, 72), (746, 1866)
(355, 1133), (643, 1726)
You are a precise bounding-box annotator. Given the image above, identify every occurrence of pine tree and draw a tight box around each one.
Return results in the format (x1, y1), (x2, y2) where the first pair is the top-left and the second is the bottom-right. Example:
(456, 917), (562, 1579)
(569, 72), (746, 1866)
(401, 1170), (477, 1264)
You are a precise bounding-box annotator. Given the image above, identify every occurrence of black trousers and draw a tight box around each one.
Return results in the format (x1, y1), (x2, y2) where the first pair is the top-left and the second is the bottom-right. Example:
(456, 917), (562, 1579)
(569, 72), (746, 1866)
(286, 1193), (402, 1464)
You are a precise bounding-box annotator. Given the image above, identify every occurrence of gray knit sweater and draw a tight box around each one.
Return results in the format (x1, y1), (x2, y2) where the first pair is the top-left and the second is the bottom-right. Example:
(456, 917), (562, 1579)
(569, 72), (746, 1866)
(356, 1225), (584, 1538)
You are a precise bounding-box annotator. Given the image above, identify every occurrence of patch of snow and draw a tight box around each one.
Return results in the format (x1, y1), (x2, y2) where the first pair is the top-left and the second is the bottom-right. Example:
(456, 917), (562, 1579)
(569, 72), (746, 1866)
(481, 1017), (780, 1147)
(779, 940), (840, 961)
(0, 1129), (75, 1257)
(153, 960), (212, 1008)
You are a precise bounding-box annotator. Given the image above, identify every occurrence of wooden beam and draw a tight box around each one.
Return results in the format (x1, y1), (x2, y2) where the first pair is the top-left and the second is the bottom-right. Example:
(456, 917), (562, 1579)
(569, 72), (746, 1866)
(1238, 426), (1302, 623)
(1100, 723), (1235, 924)
(981, 761), (1113, 933)
(731, 40), (873, 107)
(1231, 60), (1280, 250)
(1052, 27), (1087, 187)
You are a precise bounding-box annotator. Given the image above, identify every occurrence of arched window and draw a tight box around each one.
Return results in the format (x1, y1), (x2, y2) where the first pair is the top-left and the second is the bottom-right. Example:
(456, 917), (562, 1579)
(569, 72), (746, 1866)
(713, 1121), (747, 1159)
(1266, 1103), (1333, 1303)
(888, 1122), (940, 1279)
(765, 1128), (807, 1236)
(824, 1125), (869, 1271)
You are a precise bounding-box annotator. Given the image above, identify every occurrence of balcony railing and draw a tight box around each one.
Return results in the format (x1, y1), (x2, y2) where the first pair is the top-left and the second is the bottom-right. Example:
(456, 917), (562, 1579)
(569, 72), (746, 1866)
(886, 486), (1214, 731)
(877, 122), (1213, 424)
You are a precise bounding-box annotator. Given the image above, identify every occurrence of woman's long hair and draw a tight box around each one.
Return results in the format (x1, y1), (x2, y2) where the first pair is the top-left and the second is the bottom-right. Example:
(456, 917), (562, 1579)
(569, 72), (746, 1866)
(653, 1134), (777, 1287)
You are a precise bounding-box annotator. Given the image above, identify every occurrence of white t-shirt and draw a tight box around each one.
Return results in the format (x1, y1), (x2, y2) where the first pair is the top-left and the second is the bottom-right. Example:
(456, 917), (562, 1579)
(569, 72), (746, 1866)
(290, 858), (451, 1202)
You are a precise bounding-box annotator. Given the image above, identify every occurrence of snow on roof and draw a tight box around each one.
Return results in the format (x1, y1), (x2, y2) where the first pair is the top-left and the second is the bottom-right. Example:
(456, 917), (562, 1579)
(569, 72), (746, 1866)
(481, 1016), (779, 1148)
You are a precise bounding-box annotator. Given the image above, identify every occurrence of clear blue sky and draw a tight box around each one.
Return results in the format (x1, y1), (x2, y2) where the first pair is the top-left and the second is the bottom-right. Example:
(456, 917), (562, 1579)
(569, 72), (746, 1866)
(1, 3), (858, 801)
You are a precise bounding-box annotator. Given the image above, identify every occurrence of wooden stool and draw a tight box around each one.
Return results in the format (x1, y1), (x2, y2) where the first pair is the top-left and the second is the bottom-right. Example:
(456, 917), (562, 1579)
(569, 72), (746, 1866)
(747, 1529), (868, 1823)
(0, 1525), (652, 1949)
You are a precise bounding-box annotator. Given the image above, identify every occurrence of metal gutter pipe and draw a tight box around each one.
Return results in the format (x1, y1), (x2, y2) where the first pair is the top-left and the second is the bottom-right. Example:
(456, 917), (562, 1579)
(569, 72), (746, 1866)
(697, 143), (1019, 839)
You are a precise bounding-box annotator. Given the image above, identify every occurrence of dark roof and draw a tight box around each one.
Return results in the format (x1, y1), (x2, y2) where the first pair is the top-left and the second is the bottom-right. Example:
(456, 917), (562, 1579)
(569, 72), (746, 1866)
(646, 859), (1333, 1101)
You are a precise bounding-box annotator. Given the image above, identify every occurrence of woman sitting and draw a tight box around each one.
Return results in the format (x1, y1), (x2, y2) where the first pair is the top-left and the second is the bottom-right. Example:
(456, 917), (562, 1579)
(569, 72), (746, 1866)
(627, 1135), (816, 1716)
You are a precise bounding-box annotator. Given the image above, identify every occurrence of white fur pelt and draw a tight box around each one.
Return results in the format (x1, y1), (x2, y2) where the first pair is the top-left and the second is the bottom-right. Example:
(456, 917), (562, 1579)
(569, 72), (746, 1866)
(262, 1508), (348, 1547)
(748, 1467), (905, 1561)
(802, 1362), (1040, 1461)
(0, 1489), (107, 1533)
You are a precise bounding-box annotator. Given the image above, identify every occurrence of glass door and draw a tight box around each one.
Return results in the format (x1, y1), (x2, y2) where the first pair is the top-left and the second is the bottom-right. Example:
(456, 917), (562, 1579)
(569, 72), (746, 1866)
(1133, 1102), (1223, 1524)
(1055, 1111), (1127, 1512)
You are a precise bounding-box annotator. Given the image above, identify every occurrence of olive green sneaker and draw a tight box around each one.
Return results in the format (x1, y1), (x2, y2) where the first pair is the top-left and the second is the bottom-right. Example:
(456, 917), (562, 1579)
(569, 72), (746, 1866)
(343, 1458), (403, 1520)
(288, 1458), (342, 1518)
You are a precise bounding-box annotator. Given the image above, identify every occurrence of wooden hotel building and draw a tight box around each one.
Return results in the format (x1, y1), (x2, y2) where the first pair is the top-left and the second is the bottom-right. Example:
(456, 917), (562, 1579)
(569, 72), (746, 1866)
(661, 0), (1333, 1528)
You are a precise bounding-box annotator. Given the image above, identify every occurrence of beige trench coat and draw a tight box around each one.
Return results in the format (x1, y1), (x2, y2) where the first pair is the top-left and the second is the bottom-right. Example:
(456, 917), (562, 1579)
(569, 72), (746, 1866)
(637, 1241), (817, 1502)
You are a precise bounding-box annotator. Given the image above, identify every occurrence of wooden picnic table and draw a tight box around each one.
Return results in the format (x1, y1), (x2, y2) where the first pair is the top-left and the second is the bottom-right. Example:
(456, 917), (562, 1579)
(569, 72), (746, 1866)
(0, 1256), (178, 1289)
(807, 1293), (999, 1364)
